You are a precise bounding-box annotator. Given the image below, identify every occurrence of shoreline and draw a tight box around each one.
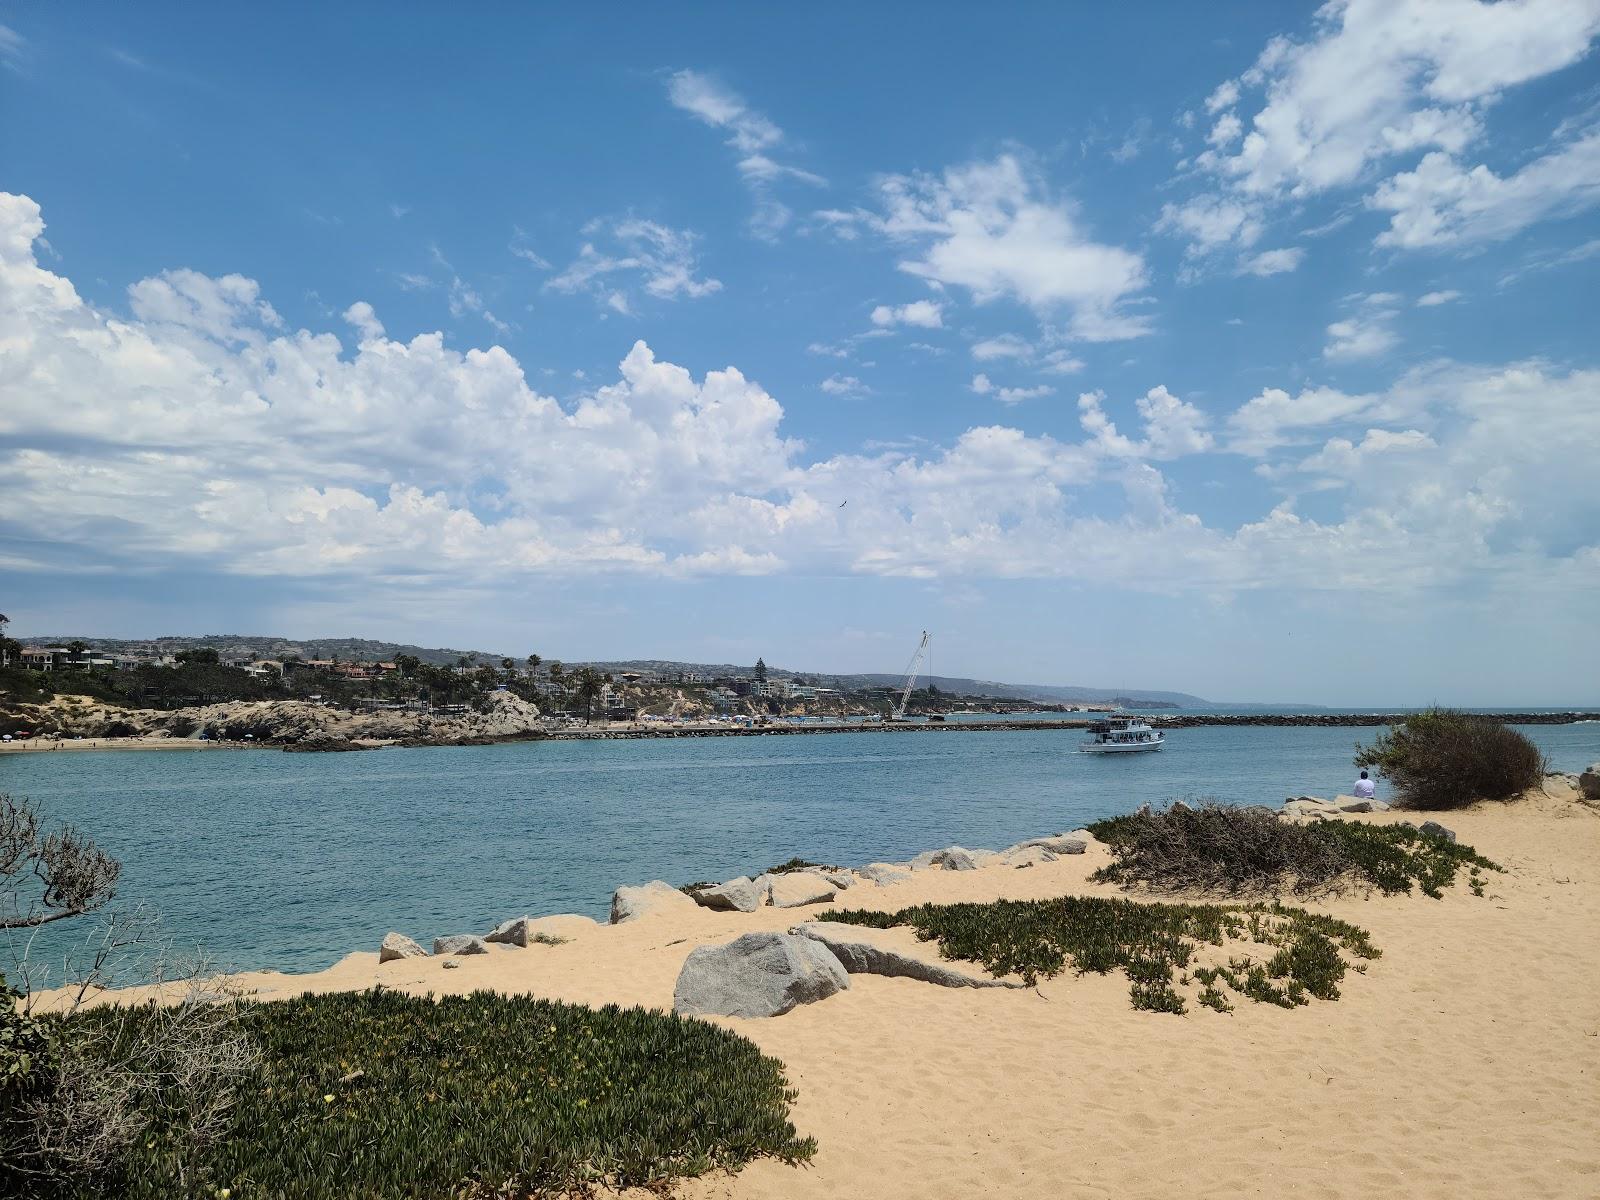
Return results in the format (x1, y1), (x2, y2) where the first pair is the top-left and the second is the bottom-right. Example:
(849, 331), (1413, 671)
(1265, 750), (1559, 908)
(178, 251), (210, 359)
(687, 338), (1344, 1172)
(3, 708), (1596, 754)
(31, 780), (1600, 1199)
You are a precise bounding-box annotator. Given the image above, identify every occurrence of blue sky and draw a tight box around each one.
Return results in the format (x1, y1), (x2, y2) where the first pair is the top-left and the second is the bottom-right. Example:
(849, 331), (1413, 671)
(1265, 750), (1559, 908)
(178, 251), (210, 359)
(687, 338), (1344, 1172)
(3, 1), (1599, 704)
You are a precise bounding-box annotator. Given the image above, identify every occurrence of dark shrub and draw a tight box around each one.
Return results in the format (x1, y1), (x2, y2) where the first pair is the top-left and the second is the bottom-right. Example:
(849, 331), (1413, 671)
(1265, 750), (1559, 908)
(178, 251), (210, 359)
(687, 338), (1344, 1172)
(1355, 708), (1546, 810)
(822, 895), (1378, 1014)
(40, 989), (813, 1199)
(1087, 803), (1499, 898)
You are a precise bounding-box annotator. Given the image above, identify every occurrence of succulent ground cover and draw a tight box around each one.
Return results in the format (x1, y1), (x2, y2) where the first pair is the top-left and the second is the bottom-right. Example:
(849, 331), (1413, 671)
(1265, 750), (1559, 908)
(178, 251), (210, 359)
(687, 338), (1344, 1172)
(1085, 803), (1500, 898)
(34, 989), (814, 1199)
(821, 896), (1379, 1014)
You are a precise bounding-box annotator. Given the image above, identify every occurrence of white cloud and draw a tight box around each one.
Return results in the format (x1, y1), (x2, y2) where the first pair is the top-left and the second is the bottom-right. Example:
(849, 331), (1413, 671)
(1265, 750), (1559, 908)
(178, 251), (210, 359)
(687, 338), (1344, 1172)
(1324, 316), (1398, 362)
(666, 70), (823, 239)
(1370, 131), (1600, 249)
(870, 299), (944, 329)
(1416, 289), (1460, 306)
(995, 384), (1053, 405)
(875, 154), (1150, 341)
(1295, 428), (1437, 478)
(3, 192), (1596, 602)
(821, 374), (870, 396)
(969, 373), (993, 395)
(1239, 247), (1305, 276)
(1040, 349), (1086, 375)
(1169, 0), (1600, 254)
(970, 334), (1032, 360)
(547, 219), (721, 310)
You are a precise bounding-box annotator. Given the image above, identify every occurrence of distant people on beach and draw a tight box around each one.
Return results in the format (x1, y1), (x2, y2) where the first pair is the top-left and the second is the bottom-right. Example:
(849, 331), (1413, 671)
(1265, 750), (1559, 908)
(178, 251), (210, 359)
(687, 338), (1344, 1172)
(1353, 769), (1376, 799)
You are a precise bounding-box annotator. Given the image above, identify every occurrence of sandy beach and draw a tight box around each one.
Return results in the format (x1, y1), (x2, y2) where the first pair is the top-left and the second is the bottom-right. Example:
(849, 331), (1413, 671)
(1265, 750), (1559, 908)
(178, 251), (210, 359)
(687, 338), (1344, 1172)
(44, 781), (1599, 1200)
(0, 736), (246, 753)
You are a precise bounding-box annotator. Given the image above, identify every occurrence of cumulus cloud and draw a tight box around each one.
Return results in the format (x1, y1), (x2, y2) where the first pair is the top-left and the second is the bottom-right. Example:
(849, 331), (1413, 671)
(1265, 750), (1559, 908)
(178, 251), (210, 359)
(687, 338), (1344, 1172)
(870, 299), (944, 328)
(1416, 289), (1460, 306)
(1167, 0), (1600, 255)
(820, 374), (870, 396)
(1238, 247), (1305, 276)
(875, 154), (1150, 341)
(970, 334), (1032, 360)
(3, 192), (1596, 601)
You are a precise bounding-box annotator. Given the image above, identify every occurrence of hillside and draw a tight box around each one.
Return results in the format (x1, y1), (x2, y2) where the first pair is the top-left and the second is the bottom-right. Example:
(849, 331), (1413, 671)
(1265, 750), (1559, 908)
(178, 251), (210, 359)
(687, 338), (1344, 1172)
(18, 639), (1213, 708)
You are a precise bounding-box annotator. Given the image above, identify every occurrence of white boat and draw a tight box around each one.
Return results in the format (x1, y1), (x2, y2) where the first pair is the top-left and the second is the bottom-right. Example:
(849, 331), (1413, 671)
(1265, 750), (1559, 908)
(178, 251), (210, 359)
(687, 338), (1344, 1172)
(1079, 716), (1165, 754)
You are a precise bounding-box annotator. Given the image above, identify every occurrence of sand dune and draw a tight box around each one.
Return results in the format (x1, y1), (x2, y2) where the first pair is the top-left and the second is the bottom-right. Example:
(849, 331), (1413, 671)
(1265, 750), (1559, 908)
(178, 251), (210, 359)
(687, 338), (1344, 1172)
(39, 785), (1600, 1199)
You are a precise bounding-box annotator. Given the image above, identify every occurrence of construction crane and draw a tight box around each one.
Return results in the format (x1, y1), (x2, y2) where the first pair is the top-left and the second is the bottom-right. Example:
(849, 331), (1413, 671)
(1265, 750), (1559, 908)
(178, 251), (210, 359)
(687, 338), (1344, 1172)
(892, 631), (931, 721)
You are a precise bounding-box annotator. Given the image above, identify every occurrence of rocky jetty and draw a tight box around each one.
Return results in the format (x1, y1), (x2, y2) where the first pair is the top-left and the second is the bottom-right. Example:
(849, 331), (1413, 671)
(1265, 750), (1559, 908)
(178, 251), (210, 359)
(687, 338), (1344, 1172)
(7, 690), (546, 751)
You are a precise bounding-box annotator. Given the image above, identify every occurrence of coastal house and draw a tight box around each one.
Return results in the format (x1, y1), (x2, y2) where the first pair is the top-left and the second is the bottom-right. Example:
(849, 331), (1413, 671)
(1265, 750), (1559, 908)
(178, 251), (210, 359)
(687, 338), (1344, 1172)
(18, 646), (66, 670)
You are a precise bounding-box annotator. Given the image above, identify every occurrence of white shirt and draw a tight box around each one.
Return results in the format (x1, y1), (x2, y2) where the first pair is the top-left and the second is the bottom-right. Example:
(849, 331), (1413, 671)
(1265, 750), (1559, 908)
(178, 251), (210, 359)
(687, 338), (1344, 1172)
(1353, 777), (1376, 798)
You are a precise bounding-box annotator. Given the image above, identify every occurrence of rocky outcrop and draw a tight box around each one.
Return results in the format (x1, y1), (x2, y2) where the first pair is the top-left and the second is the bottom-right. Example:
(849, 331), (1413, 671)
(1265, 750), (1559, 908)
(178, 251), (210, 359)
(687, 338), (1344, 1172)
(693, 876), (765, 913)
(378, 932), (427, 962)
(792, 923), (1027, 990)
(1580, 763), (1600, 802)
(1018, 834), (1087, 855)
(857, 862), (911, 886)
(672, 931), (850, 1018)
(610, 880), (700, 924)
(483, 915), (582, 947)
(765, 873), (837, 909)
(1000, 845), (1058, 868)
(432, 934), (489, 956)
(1418, 821), (1456, 843)
(930, 846), (982, 871)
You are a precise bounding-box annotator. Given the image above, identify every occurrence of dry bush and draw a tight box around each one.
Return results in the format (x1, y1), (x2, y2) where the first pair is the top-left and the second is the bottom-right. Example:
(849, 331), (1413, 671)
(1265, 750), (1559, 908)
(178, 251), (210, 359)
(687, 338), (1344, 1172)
(1355, 709), (1546, 810)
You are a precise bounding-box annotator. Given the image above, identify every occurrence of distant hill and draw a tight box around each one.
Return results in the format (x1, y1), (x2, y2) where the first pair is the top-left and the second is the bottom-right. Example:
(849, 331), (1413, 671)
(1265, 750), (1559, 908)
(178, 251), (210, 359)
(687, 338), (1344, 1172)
(21, 639), (1211, 708)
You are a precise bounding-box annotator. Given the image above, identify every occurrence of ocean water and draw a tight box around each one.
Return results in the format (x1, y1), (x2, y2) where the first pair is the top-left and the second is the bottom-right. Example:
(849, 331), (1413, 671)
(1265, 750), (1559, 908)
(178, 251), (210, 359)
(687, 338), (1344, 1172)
(3, 722), (1595, 977)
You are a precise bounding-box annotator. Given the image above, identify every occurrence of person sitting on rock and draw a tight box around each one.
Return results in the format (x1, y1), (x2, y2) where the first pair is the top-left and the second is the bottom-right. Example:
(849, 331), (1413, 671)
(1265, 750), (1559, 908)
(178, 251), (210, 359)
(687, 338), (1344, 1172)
(1352, 770), (1376, 800)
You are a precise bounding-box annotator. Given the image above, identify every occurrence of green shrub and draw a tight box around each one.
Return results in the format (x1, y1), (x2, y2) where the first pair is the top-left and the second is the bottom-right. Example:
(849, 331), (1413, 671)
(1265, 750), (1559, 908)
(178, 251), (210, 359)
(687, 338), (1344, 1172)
(1086, 803), (1499, 898)
(821, 896), (1378, 1015)
(1355, 708), (1546, 810)
(45, 988), (813, 1199)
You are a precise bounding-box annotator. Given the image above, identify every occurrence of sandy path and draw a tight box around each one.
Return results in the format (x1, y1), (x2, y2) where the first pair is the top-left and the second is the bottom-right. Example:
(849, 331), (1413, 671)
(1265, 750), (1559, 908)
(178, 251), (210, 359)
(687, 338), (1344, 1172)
(42, 788), (1600, 1199)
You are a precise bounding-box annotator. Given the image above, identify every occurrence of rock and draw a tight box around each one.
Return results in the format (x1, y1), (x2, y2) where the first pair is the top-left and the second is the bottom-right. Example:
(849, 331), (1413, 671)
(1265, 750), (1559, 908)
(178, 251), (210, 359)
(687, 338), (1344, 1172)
(485, 915), (576, 947)
(442, 959), (461, 969)
(1580, 763), (1600, 801)
(672, 931), (849, 1018)
(817, 869), (856, 890)
(1283, 801), (1334, 820)
(908, 850), (941, 871)
(521, 914), (599, 941)
(793, 922), (1028, 990)
(1020, 835), (1086, 855)
(931, 846), (980, 871)
(378, 932), (427, 963)
(1418, 821), (1456, 843)
(432, 934), (489, 956)
(1288, 795), (1333, 806)
(1333, 795), (1374, 813)
(1001, 845), (1058, 868)
(610, 880), (701, 924)
(857, 862), (911, 886)
(767, 873), (837, 909)
(693, 876), (765, 913)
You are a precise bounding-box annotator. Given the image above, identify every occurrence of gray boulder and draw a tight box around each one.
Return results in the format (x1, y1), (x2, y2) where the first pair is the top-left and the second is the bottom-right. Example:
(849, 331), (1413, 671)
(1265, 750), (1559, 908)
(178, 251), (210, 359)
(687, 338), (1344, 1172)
(1580, 763), (1600, 801)
(857, 862), (911, 885)
(1001, 845), (1058, 868)
(672, 931), (849, 1018)
(768, 873), (837, 908)
(793, 923), (1027, 990)
(610, 880), (701, 924)
(908, 849), (941, 871)
(432, 934), (489, 956)
(693, 876), (765, 913)
(1283, 800), (1334, 820)
(931, 846), (980, 871)
(379, 932), (427, 963)
(1418, 820), (1457, 843)
(1019, 835), (1087, 854)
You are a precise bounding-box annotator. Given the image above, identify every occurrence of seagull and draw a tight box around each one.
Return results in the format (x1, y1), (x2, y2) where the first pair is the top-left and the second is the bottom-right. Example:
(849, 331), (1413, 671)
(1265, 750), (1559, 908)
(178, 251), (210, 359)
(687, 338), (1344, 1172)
(838, 500), (848, 508)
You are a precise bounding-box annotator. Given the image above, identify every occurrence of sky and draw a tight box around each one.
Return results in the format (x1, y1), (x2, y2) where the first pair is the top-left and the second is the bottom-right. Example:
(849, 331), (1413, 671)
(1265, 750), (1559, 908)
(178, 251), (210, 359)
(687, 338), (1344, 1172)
(2, 1), (1598, 706)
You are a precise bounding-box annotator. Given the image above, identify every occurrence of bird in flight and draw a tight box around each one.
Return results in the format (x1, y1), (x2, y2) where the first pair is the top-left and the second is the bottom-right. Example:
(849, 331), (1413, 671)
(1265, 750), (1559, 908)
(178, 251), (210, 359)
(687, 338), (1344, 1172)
(838, 500), (848, 508)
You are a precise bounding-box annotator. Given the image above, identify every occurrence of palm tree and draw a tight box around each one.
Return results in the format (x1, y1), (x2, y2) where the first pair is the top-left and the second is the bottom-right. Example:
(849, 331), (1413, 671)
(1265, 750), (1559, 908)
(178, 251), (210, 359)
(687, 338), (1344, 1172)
(572, 667), (604, 724)
(526, 653), (541, 675)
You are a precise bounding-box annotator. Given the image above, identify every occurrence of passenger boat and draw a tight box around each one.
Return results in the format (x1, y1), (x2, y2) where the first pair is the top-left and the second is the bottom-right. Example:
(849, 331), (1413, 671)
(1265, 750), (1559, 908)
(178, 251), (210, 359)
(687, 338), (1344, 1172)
(1079, 716), (1165, 753)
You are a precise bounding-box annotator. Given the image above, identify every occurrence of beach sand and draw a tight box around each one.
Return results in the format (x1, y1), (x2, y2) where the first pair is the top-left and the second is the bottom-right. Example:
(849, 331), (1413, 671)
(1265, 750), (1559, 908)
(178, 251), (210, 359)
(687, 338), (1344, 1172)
(39, 784), (1600, 1199)
(0, 736), (246, 753)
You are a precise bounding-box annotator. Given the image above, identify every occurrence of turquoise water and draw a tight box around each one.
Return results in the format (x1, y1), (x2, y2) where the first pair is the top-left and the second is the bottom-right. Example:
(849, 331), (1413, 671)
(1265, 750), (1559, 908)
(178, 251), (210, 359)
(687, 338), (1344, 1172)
(4, 723), (1595, 976)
